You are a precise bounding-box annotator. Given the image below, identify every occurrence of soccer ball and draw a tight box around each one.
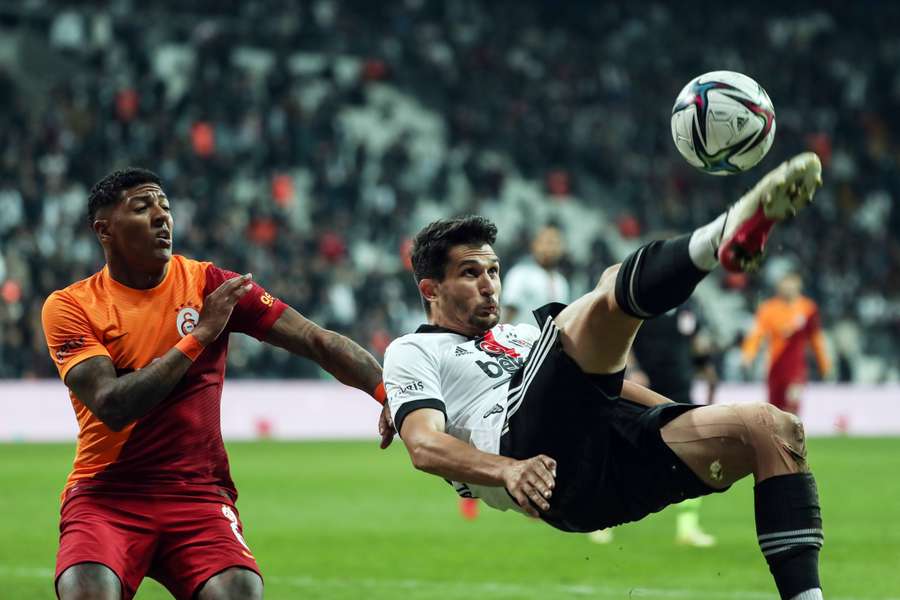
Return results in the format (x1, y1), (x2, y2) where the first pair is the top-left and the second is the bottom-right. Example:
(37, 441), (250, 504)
(671, 71), (776, 175)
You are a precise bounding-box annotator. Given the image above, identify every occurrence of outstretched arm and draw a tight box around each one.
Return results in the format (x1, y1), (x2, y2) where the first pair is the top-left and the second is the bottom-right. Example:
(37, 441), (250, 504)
(400, 408), (556, 517)
(264, 306), (383, 398)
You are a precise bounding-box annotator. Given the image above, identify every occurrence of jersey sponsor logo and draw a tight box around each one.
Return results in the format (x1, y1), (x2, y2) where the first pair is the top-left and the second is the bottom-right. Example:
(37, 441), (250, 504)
(176, 303), (201, 337)
(260, 292), (275, 307)
(55, 336), (86, 363)
(393, 380), (425, 397)
(455, 346), (473, 356)
(476, 355), (523, 378)
(475, 330), (521, 358)
(482, 403), (503, 418)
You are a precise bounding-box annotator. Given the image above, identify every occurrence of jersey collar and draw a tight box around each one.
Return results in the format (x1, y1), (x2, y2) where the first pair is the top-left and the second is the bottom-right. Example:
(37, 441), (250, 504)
(415, 324), (477, 338)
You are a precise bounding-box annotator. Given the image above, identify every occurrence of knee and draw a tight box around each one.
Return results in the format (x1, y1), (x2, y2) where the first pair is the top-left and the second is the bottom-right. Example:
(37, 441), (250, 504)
(584, 264), (621, 318)
(769, 404), (807, 458)
(594, 264), (620, 295)
(744, 402), (808, 464)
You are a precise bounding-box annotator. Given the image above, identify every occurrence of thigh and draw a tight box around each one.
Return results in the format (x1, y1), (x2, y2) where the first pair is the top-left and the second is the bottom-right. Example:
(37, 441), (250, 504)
(552, 265), (643, 375)
(150, 499), (261, 600)
(57, 563), (121, 600)
(660, 404), (758, 489)
(56, 494), (159, 600)
(196, 567), (263, 600)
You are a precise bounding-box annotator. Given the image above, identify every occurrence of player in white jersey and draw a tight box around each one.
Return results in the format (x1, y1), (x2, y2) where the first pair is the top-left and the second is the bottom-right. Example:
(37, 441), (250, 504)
(502, 225), (570, 324)
(384, 154), (827, 600)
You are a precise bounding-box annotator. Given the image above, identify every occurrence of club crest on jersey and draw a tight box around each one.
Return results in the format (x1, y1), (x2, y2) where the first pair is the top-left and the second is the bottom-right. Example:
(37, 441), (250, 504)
(175, 303), (201, 337)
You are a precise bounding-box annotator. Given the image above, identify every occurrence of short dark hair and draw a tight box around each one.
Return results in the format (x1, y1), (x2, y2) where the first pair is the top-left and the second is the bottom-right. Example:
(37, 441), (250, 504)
(411, 215), (498, 314)
(87, 167), (162, 227)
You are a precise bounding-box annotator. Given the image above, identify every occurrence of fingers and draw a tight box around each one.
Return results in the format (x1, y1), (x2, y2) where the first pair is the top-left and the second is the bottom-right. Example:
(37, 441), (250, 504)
(232, 273), (254, 298)
(525, 478), (551, 511)
(538, 454), (557, 479)
(214, 274), (253, 303)
(509, 455), (558, 516)
(378, 407), (395, 449)
(512, 489), (540, 518)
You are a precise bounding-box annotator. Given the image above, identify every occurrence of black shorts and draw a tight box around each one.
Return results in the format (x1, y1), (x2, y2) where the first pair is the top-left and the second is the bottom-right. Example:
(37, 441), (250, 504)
(499, 303), (726, 533)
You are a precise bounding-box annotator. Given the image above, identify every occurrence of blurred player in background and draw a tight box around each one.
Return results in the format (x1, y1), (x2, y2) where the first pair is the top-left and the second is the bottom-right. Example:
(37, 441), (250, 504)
(590, 300), (718, 546)
(386, 153), (828, 600)
(742, 272), (831, 415)
(42, 168), (389, 600)
(459, 224), (572, 520)
(502, 225), (571, 324)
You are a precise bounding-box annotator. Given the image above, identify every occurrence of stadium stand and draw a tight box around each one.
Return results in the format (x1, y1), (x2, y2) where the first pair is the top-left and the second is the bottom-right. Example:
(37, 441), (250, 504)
(0, 1), (897, 381)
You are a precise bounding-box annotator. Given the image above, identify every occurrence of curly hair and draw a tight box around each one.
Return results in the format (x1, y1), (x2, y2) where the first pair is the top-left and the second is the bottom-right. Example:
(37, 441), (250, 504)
(87, 167), (162, 227)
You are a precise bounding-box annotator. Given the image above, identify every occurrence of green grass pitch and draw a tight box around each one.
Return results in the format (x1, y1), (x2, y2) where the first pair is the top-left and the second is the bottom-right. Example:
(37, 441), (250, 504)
(1, 437), (898, 599)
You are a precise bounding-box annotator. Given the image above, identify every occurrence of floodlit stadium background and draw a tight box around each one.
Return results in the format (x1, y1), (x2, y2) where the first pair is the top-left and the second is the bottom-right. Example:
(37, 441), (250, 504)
(1, 1), (898, 598)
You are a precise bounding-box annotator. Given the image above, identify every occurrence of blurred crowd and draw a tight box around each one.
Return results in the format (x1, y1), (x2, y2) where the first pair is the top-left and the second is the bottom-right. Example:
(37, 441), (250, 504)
(0, 0), (898, 381)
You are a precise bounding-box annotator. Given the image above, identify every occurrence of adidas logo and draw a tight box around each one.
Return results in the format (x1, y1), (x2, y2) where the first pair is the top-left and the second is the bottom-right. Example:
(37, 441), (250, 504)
(455, 346), (472, 356)
(736, 115), (749, 131)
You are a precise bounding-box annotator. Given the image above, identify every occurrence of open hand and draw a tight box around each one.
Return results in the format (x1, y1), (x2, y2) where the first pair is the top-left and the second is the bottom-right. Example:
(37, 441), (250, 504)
(193, 274), (254, 345)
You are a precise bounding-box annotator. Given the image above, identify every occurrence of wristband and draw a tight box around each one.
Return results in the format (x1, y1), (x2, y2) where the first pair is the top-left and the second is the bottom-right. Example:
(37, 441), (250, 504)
(175, 334), (205, 362)
(373, 382), (387, 405)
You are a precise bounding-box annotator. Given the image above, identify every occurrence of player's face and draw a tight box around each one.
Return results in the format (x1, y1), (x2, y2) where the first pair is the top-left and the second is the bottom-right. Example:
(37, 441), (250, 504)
(532, 226), (563, 269)
(432, 244), (501, 336)
(777, 275), (802, 300)
(106, 183), (173, 267)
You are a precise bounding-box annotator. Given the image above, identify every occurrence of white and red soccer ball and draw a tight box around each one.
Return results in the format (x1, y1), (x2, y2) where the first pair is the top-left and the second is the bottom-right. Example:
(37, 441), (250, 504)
(671, 70), (776, 175)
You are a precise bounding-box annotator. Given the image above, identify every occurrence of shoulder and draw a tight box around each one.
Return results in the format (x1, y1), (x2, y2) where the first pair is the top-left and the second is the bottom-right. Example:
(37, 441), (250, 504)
(42, 272), (102, 318)
(386, 333), (443, 359)
(799, 296), (819, 312)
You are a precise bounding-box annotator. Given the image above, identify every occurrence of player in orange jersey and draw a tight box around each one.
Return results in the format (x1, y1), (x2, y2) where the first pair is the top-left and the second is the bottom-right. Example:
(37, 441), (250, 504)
(42, 168), (392, 600)
(742, 272), (831, 415)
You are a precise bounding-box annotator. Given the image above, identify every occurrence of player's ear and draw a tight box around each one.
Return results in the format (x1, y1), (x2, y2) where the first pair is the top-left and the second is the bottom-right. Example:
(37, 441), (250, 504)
(419, 278), (439, 306)
(92, 218), (111, 243)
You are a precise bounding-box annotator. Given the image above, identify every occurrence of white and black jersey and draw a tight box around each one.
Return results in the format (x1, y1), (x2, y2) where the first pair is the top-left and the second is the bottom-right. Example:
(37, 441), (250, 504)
(384, 322), (542, 512)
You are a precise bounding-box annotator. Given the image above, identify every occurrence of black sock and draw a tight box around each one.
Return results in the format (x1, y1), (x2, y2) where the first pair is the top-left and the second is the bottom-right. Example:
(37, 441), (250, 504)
(613, 234), (708, 319)
(755, 473), (823, 599)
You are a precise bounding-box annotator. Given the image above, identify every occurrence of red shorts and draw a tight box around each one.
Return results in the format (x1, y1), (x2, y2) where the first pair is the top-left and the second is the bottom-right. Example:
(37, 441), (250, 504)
(767, 377), (804, 413)
(55, 492), (260, 600)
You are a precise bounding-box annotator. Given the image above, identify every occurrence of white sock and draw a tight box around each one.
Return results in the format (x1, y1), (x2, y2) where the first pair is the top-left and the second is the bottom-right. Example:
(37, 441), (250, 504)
(688, 211), (728, 271)
(790, 589), (823, 600)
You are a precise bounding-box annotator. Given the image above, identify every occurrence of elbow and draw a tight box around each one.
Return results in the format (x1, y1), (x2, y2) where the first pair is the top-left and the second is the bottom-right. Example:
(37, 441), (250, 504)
(407, 440), (436, 473)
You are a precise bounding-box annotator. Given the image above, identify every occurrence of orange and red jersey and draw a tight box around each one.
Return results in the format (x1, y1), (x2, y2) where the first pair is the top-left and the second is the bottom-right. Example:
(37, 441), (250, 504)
(41, 255), (287, 504)
(741, 295), (830, 384)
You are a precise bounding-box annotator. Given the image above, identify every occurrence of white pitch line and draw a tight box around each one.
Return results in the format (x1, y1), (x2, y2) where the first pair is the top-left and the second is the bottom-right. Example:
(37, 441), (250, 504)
(2, 566), (897, 600)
